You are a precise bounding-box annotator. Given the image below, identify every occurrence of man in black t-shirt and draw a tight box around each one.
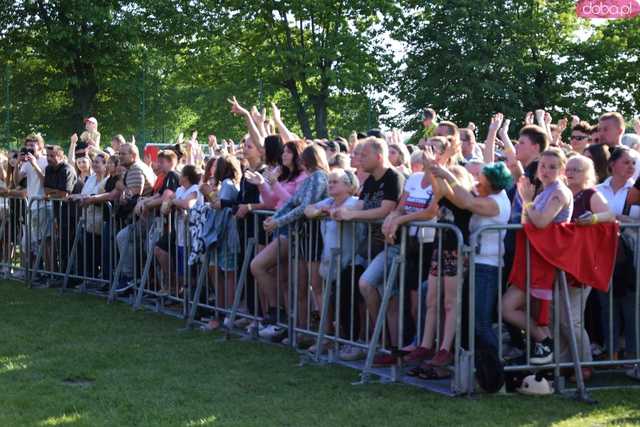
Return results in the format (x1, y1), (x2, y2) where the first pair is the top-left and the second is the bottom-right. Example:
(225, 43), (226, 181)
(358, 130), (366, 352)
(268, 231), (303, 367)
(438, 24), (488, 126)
(44, 145), (78, 277)
(332, 137), (404, 362)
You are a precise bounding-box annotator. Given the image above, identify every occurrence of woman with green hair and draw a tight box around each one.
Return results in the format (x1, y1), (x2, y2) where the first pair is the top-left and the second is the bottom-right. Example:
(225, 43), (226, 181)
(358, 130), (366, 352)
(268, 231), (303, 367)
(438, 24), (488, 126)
(430, 161), (513, 351)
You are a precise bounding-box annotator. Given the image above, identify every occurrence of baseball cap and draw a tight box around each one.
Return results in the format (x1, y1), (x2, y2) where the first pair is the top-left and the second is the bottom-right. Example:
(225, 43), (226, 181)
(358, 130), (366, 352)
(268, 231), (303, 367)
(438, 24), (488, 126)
(84, 117), (98, 125)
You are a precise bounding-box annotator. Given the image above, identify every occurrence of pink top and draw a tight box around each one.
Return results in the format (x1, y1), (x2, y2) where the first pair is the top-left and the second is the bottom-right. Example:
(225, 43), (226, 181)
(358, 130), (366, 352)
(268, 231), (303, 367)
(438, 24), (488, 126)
(260, 172), (308, 209)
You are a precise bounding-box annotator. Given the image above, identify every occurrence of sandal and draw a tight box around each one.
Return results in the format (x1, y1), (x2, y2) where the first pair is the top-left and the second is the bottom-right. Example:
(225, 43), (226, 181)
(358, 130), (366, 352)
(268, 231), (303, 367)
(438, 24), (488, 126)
(418, 366), (451, 380)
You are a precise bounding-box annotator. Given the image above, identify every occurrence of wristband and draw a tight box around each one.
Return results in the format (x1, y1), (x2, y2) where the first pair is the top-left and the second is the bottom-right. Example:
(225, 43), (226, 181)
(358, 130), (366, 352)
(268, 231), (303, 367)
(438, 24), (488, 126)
(524, 202), (534, 212)
(591, 213), (598, 224)
(449, 180), (459, 189)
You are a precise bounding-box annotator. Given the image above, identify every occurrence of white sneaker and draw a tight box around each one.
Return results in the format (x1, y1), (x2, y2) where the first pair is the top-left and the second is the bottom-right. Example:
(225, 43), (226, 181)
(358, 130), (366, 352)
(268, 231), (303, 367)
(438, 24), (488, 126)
(339, 343), (367, 361)
(258, 324), (280, 339)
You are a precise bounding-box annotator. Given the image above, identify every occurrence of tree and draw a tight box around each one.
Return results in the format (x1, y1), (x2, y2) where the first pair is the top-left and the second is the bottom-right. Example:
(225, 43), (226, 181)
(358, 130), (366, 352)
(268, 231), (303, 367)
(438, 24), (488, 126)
(192, 0), (398, 138)
(396, 0), (584, 136)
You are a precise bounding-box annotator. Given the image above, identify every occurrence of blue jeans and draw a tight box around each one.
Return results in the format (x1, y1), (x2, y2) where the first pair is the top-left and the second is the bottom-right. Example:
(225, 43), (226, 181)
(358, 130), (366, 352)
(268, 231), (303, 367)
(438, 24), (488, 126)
(598, 290), (638, 355)
(474, 264), (499, 351)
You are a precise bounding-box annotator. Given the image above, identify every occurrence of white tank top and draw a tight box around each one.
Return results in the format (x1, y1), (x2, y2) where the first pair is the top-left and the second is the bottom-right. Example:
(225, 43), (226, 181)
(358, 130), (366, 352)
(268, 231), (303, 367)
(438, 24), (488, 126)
(469, 190), (511, 267)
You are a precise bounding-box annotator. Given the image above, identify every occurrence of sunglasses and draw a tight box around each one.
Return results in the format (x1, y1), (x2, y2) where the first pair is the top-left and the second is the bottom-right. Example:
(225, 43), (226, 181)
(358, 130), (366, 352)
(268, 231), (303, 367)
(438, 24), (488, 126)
(571, 135), (589, 141)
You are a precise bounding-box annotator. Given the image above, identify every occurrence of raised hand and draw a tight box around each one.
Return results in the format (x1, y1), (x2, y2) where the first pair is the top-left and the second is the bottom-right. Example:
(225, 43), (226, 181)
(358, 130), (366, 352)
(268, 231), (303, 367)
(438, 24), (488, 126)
(421, 146), (437, 168)
(572, 115), (581, 129)
(517, 176), (536, 203)
(558, 117), (568, 132)
(467, 122), (476, 132)
(525, 112), (534, 125)
(271, 102), (281, 122)
(70, 133), (78, 145)
(488, 113), (504, 133)
(251, 106), (267, 124)
(208, 134), (218, 149)
(228, 96), (249, 116)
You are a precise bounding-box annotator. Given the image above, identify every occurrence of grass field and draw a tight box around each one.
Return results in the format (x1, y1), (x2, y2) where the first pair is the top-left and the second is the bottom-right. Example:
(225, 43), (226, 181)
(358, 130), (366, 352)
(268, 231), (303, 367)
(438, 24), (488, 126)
(1, 279), (640, 427)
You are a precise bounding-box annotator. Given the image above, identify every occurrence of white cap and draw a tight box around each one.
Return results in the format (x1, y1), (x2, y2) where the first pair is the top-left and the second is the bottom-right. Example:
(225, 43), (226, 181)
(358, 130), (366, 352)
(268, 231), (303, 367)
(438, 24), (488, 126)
(84, 117), (98, 125)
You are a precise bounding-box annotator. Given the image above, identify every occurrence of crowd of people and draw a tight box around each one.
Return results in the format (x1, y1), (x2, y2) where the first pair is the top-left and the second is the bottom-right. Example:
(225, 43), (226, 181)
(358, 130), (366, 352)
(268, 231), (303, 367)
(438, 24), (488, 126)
(1, 101), (640, 384)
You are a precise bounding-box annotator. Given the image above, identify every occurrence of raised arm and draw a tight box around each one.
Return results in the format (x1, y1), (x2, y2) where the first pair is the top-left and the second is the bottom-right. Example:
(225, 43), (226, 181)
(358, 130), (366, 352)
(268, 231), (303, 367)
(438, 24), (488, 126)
(229, 97), (264, 147)
(271, 102), (299, 143)
(430, 164), (500, 216)
(68, 133), (78, 165)
(483, 113), (503, 164)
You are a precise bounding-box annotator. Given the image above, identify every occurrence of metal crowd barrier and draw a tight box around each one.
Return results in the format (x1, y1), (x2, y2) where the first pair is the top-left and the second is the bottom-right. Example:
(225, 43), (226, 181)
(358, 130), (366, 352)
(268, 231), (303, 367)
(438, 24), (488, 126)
(468, 222), (640, 402)
(5, 190), (640, 400)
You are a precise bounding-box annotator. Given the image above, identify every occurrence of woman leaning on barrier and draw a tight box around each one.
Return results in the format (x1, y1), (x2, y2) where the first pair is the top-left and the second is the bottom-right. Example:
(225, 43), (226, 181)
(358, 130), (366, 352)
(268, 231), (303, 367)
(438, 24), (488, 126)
(564, 154), (614, 381)
(504, 147), (573, 365)
(81, 155), (122, 285)
(429, 161), (512, 354)
(304, 168), (363, 354)
(595, 146), (638, 361)
(251, 144), (330, 343)
(69, 153), (110, 282)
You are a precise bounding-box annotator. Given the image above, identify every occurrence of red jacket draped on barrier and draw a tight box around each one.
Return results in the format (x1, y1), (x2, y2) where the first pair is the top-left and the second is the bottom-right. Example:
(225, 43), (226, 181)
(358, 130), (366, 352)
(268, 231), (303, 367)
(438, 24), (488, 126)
(508, 222), (619, 325)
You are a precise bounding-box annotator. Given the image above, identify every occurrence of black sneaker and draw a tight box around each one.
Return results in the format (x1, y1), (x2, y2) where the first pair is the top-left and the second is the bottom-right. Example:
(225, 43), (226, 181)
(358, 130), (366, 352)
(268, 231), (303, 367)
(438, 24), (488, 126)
(530, 338), (553, 365)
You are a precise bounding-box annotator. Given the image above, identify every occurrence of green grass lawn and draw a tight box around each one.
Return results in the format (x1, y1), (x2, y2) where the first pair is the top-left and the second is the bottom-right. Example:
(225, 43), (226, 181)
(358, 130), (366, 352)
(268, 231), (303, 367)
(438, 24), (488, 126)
(1, 279), (640, 427)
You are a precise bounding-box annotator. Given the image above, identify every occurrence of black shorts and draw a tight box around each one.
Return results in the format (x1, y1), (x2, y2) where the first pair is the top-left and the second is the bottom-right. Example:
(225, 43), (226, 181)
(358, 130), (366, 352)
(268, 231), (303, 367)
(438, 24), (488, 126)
(404, 237), (434, 290)
(296, 220), (323, 262)
(156, 232), (176, 253)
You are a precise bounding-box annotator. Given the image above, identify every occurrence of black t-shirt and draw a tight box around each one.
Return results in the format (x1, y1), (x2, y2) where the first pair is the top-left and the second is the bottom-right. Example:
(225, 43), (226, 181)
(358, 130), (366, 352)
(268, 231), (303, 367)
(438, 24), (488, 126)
(158, 170), (180, 195)
(44, 162), (77, 195)
(438, 197), (472, 250)
(634, 176), (640, 191)
(359, 168), (404, 210)
(358, 168), (404, 257)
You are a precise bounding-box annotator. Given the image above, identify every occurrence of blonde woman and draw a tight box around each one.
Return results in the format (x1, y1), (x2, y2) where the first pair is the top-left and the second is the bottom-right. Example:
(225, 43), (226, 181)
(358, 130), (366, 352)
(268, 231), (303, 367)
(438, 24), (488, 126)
(304, 168), (363, 354)
(563, 154), (614, 381)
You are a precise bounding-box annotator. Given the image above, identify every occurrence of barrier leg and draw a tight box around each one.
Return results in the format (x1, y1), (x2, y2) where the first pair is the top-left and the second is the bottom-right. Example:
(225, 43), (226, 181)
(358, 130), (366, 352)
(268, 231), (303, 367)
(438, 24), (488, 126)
(108, 254), (125, 303)
(357, 256), (401, 384)
(62, 220), (85, 293)
(186, 251), (212, 328)
(225, 238), (256, 340)
(133, 226), (161, 310)
(30, 215), (52, 288)
(311, 250), (339, 364)
(558, 271), (595, 404)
